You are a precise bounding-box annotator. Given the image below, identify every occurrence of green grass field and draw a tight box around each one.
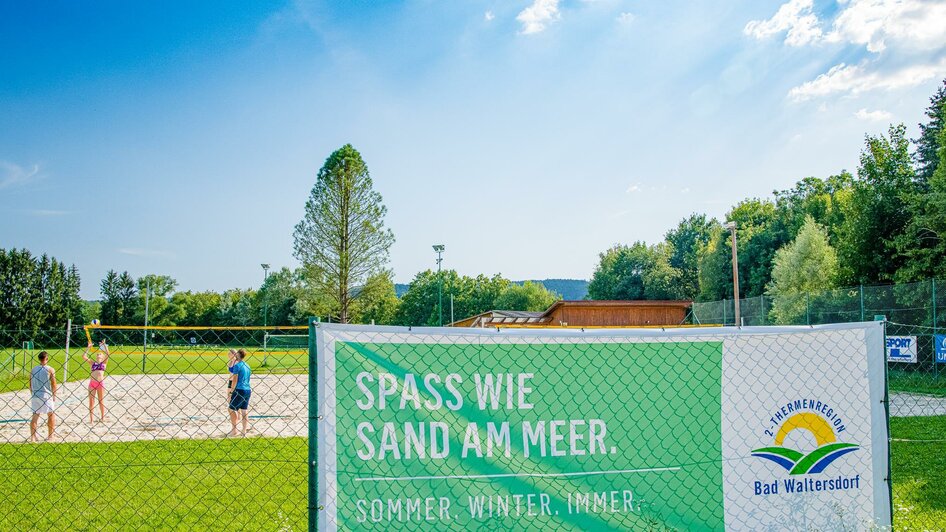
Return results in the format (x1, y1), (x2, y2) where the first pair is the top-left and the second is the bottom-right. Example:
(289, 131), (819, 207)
(0, 437), (307, 531)
(889, 369), (946, 397)
(0, 418), (941, 530)
(890, 416), (946, 530)
(0, 346), (306, 393)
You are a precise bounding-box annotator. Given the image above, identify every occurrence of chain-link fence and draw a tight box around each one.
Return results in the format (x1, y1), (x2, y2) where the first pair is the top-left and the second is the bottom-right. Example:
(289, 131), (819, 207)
(0, 325), (308, 530)
(312, 322), (898, 530)
(4, 321), (945, 530)
(691, 278), (946, 327)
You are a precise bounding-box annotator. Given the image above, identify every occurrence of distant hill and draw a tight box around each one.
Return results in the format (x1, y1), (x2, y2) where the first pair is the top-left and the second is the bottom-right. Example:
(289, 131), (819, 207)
(518, 279), (588, 301)
(395, 279), (588, 301)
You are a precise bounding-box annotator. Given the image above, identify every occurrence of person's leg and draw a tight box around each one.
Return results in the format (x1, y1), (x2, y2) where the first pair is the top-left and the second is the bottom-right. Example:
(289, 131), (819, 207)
(30, 413), (39, 442)
(240, 409), (249, 436)
(47, 413), (55, 441)
(228, 408), (238, 436)
(97, 385), (106, 421)
(88, 387), (95, 423)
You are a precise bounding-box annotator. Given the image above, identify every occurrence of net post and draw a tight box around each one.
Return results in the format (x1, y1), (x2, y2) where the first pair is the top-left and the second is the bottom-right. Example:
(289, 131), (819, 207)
(64, 319), (71, 383)
(308, 317), (319, 532)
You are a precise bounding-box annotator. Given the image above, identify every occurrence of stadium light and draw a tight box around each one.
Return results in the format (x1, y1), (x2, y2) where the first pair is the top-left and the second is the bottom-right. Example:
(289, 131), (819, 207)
(724, 222), (740, 327)
(432, 245), (445, 326)
(261, 264), (271, 327)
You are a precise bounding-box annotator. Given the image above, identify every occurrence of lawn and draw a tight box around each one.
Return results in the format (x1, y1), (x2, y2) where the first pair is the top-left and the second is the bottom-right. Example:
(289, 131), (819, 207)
(889, 369), (946, 397)
(0, 418), (941, 530)
(0, 436), (307, 531)
(0, 346), (307, 393)
(890, 415), (946, 531)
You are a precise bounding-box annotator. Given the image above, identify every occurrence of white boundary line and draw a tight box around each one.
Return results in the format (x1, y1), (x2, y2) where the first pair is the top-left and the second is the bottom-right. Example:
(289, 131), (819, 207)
(354, 466), (680, 483)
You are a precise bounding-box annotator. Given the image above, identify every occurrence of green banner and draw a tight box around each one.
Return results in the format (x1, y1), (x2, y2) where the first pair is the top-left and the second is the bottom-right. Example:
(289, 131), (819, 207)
(329, 340), (723, 530)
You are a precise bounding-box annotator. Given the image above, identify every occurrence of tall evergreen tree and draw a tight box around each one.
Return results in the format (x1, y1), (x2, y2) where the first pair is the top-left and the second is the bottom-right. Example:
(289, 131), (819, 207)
(915, 79), (946, 185)
(293, 144), (395, 323)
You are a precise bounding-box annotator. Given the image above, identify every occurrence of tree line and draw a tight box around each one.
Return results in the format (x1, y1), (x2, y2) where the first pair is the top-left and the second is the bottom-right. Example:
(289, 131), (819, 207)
(588, 79), (946, 316)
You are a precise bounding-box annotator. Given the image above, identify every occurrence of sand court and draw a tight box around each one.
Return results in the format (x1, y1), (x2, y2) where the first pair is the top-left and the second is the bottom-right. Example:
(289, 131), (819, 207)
(0, 373), (307, 443)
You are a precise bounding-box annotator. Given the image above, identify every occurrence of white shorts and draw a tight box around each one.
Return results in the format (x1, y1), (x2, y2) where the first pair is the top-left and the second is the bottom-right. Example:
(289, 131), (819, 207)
(31, 397), (56, 414)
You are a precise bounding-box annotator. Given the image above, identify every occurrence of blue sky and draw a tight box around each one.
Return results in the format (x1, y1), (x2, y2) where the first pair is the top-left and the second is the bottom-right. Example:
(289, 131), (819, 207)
(3, 0), (946, 298)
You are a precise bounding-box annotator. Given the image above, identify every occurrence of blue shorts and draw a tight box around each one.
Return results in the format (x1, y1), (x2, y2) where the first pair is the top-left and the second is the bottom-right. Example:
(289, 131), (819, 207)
(229, 388), (251, 411)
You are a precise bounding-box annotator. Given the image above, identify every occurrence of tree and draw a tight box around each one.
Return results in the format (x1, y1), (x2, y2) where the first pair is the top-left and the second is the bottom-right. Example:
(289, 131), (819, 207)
(350, 271), (400, 325)
(664, 214), (717, 299)
(136, 275), (183, 326)
(588, 242), (684, 300)
(0, 249), (83, 332)
(915, 79), (946, 184)
(393, 270), (511, 326)
(895, 119), (946, 281)
(767, 216), (839, 324)
(494, 281), (560, 312)
(293, 144), (395, 323)
(836, 124), (916, 284)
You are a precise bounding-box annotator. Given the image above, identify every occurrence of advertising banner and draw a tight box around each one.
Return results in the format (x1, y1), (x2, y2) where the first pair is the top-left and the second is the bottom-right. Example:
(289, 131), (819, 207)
(315, 322), (889, 531)
(935, 334), (946, 364)
(886, 335), (918, 363)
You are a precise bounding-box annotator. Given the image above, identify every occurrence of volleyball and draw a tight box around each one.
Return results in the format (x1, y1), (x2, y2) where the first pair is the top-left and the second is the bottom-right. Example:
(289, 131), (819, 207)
(91, 319), (101, 326)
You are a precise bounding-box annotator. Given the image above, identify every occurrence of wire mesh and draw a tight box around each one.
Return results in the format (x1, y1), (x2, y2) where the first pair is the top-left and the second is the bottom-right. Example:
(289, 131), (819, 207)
(0, 326), (307, 531)
(3, 321), (943, 530)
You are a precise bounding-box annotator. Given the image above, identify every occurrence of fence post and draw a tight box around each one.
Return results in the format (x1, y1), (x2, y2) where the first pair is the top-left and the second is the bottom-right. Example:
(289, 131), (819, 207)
(760, 295), (765, 325)
(860, 284), (865, 322)
(933, 279), (938, 377)
(64, 319), (71, 383)
(723, 299), (728, 326)
(806, 293), (811, 326)
(308, 317), (319, 532)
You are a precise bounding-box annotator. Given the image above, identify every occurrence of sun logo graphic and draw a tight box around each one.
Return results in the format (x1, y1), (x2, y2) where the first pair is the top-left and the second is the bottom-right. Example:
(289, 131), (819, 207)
(751, 412), (858, 475)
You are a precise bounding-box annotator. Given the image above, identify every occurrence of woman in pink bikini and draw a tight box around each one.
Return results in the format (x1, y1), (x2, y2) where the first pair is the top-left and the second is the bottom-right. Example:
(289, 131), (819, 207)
(82, 341), (110, 423)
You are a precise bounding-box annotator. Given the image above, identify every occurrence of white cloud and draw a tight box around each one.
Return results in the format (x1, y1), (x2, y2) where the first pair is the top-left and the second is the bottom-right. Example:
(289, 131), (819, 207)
(616, 12), (635, 25)
(484, 10), (495, 22)
(0, 161), (41, 189)
(680, 187), (691, 194)
(825, 0), (946, 53)
(517, 0), (560, 35)
(626, 184), (641, 193)
(788, 59), (946, 101)
(118, 248), (174, 258)
(854, 108), (893, 121)
(744, 0), (823, 46)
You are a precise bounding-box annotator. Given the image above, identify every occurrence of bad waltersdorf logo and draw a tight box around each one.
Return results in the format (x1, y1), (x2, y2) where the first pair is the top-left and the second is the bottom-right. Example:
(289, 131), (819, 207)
(750, 399), (862, 496)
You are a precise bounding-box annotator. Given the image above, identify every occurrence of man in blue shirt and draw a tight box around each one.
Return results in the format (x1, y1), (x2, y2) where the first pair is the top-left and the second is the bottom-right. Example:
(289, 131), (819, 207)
(227, 349), (252, 437)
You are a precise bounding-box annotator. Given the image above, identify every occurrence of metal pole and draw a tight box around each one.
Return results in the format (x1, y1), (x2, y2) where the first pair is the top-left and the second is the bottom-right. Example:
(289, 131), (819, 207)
(142, 279), (150, 373)
(860, 284), (865, 321)
(308, 317), (319, 532)
(433, 245), (444, 326)
(933, 279), (938, 377)
(723, 298), (727, 326)
(760, 294), (765, 325)
(727, 222), (741, 326)
(262, 264), (270, 327)
(450, 294), (454, 325)
(806, 292), (811, 326)
(64, 319), (71, 384)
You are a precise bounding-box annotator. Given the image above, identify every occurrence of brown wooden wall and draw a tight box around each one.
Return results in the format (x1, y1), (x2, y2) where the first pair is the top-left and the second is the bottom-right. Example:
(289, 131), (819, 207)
(547, 304), (687, 326)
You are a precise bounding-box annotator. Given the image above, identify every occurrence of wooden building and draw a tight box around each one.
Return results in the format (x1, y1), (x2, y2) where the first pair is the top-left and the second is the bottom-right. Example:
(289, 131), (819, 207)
(451, 300), (692, 328)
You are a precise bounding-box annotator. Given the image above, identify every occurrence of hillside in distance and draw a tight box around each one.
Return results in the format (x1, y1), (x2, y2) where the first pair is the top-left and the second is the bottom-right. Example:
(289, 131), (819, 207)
(394, 279), (588, 301)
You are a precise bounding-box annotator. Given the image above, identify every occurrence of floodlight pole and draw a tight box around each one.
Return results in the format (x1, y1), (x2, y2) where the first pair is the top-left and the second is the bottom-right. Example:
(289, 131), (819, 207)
(725, 222), (741, 327)
(261, 264), (271, 327)
(433, 245), (445, 326)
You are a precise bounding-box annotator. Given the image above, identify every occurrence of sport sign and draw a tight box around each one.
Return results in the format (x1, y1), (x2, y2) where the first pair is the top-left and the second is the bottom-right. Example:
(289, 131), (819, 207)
(886, 335), (918, 363)
(314, 322), (889, 530)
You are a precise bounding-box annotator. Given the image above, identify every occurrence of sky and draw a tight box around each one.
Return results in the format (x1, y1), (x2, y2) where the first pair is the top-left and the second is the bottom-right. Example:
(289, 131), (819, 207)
(2, 0), (946, 299)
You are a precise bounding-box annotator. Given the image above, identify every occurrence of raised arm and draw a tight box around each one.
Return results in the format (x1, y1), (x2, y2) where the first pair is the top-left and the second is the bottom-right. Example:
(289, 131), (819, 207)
(82, 341), (92, 363)
(101, 342), (111, 361)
